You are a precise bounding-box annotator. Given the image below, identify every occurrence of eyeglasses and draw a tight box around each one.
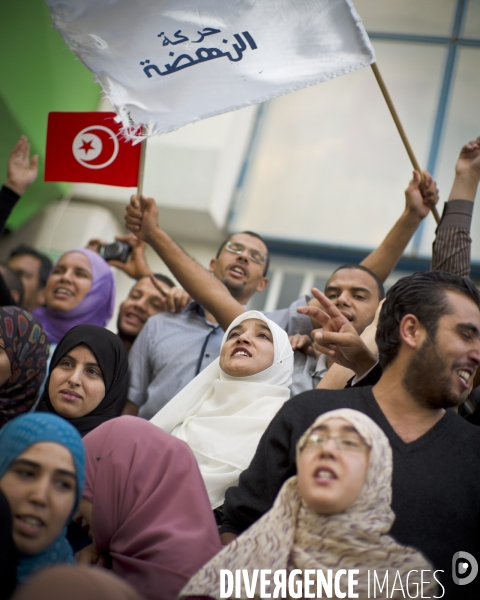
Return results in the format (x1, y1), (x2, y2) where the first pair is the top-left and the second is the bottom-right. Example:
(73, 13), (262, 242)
(302, 432), (369, 453)
(225, 241), (267, 265)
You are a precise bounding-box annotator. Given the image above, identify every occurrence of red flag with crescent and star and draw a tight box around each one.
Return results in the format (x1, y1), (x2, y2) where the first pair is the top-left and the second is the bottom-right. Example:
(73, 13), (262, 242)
(45, 112), (141, 186)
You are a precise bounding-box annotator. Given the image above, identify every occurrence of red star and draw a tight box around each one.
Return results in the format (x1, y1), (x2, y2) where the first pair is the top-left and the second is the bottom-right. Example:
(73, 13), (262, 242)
(79, 139), (95, 154)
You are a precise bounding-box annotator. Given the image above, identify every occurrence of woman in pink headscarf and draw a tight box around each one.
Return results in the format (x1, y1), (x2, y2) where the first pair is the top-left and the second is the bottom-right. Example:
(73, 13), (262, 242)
(76, 416), (221, 600)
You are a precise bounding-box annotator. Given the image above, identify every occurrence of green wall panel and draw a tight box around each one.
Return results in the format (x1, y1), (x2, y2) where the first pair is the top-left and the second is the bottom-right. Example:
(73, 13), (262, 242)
(0, 0), (102, 230)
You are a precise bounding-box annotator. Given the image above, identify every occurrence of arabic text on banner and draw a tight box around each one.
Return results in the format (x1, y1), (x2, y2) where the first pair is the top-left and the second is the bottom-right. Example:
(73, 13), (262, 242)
(45, 0), (375, 139)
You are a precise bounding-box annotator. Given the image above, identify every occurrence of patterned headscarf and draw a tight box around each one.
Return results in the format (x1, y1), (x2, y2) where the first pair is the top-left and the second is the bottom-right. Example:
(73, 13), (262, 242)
(0, 413), (85, 583)
(33, 249), (115, 344)
(0, 307), (48, 428)
(179, 409), (437, 599)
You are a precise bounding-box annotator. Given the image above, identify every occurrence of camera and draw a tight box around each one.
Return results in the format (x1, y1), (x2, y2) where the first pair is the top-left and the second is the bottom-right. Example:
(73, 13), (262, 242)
(98, 241), (131, 263)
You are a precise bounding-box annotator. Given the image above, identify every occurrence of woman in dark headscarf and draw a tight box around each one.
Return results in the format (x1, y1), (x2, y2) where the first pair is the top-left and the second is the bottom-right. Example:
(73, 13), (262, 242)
(36, 325), (128, 436)
(0, 307), (48, 428)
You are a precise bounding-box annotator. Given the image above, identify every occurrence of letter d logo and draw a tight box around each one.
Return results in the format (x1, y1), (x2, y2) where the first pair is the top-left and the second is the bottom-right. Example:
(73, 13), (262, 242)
(452, 551), (478, 585)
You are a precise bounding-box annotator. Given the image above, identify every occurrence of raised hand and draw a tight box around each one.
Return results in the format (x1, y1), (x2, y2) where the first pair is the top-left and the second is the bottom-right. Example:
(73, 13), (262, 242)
(405, 170), (439, 220)
(6, 135), (38, 195)
(455, 136), (480, 180)
(125, 194), (160, 243)
(297, 288), (376, 374)
(109, 233), (152, 280)
(158, 279), (191, 313)
(289, 333), (317, 357)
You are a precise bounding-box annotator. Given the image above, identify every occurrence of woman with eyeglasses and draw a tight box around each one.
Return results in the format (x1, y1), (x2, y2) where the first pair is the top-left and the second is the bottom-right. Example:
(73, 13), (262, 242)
(179, 409), (438, 599)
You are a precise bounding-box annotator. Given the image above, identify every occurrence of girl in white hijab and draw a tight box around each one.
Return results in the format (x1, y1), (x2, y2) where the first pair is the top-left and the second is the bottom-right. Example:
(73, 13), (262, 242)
(150, 310), (293, 508)
(179, 409), (437, 599)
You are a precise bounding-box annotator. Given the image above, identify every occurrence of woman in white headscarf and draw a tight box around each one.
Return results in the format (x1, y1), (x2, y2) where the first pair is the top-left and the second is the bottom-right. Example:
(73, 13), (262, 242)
(179, 409), (438, 599)
(150, 310), (293, 509)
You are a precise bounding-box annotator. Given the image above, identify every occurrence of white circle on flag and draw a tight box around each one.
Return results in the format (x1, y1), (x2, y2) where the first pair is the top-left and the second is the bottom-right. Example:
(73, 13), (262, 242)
(72, 126), (119, 169)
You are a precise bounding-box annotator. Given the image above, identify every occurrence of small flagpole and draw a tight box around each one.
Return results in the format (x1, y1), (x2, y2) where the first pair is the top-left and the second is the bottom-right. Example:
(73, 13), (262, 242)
(137, 139), (147, 205)
(371, 63), (440, 225)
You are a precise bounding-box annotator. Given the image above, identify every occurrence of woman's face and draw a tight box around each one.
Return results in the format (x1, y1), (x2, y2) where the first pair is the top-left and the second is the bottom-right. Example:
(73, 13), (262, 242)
(0, 442), (76, 555)
(45, 252), (93, 312)
(220, 318), (274, 377)
(48, 344), (105, 419)
(0, 337), (11, 387)
(297, 417), (370, 514)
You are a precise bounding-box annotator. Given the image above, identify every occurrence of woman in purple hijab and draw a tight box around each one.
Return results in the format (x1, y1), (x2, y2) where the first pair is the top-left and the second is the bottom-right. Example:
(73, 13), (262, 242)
(33, 249), (115, 343)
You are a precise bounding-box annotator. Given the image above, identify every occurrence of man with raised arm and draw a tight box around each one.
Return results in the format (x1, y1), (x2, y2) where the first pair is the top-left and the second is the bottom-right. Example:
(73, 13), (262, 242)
(123, 170), (438, 417)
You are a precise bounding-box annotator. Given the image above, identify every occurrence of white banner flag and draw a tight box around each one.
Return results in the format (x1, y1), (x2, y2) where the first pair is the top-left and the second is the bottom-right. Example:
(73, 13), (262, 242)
(46, 0), (375, 138)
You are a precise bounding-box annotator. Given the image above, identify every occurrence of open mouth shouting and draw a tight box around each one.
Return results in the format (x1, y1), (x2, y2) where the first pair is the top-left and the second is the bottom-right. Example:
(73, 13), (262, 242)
(313, 466), (338, 484)
(228, 263), (249, 279)
(124, 310), (146, 326)
(54, 287), (75, 299)
(231, 347), (252, 358)
(456, 367), (474, 390)
(15, 513), (46, 537)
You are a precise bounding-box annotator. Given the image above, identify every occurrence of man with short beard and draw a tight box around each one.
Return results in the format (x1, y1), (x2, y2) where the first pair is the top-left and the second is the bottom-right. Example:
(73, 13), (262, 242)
(220, 270), (480, 600)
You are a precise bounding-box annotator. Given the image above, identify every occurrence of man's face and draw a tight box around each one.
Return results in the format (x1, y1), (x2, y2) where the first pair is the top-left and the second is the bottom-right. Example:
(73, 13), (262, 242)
(324, 268), (380, 335)
(209, 233), (268, 304)
(117, 277), (171, 338)
(404, 291), (480, 409)
(8, 254), (44, 312)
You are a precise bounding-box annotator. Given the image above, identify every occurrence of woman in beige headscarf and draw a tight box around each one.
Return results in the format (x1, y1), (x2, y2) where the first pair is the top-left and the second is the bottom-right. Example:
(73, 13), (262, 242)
(180, 409), (437, 599)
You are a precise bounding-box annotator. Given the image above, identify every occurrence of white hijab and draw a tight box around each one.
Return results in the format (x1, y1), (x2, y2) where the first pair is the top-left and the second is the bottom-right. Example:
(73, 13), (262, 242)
(150, 310), (293, 507)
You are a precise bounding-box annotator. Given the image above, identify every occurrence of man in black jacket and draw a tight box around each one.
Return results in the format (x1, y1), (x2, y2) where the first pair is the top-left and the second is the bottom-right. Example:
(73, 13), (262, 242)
(220, 270), (480, 599)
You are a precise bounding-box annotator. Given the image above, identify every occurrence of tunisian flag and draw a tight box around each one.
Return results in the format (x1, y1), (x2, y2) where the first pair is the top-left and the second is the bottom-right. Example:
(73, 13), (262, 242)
(45, 112), (141, 186)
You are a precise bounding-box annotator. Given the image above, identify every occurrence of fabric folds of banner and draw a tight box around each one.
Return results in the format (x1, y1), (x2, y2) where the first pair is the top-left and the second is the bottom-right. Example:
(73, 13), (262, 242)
(45, 0), (375, 139)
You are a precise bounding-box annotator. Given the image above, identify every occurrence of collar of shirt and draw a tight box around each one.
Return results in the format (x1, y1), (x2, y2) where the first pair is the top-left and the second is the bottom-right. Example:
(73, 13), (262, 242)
(312, 353), (329, 379)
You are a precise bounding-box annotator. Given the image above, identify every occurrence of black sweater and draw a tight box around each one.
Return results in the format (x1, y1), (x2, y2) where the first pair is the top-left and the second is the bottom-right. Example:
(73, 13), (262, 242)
(221, 386), (480, 599)
(0, 185), (20, 237)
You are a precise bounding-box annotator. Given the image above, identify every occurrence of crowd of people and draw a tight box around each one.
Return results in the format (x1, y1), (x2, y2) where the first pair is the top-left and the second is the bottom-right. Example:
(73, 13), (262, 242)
(0, 132), (479, 600)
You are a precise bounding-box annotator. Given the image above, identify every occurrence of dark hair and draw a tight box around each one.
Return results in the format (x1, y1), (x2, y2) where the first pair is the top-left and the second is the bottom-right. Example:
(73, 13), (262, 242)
(328, 264), (385, 301)
(376, 270), (480, 369)
(152, 273), (175, 288)
(8, 244), (53, 289)
(216, 231), (270, 276)
(0, 264), (24, 306)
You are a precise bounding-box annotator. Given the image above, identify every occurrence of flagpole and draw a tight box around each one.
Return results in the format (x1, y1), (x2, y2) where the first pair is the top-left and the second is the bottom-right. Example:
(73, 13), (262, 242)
(137, 139), (147, 204)
(370, 63), (440, 225)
